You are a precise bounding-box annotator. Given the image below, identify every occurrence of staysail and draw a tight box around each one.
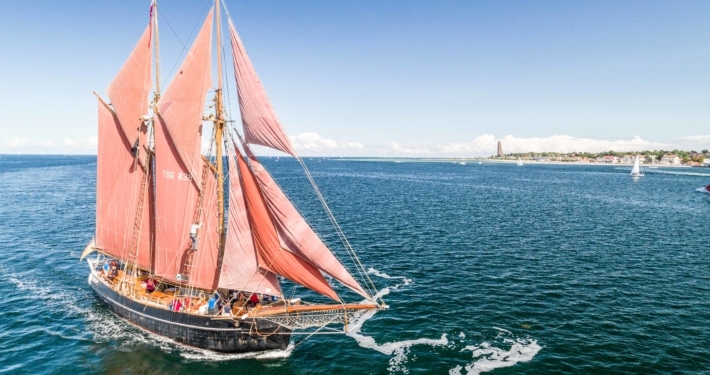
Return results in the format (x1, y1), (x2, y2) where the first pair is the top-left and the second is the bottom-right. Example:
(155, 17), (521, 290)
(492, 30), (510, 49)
(241, 143), (370, 299)
(95, 24), (153, 269)
(218, 145), (282, 295)
(153, 8), (219, 289)
(228, 19), (296, 156)
(237, 153), (340, 301)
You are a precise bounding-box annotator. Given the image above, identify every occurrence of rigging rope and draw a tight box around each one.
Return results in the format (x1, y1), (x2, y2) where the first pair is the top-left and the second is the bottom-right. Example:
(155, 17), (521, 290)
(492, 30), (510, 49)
(294, 157), (381, 302)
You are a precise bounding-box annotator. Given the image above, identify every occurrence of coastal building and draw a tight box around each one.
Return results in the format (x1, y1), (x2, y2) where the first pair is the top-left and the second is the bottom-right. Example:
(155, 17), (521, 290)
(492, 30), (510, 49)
(497, 141), (503, 157)
(660, 154), (681, 165)
(599, 155), (618, 164)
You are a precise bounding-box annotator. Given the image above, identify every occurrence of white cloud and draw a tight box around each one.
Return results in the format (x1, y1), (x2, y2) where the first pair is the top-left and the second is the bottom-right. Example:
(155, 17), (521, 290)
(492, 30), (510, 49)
(290, 132), (364, 153)
(0, 136), (97, 154)
(387, 142), (432, 155)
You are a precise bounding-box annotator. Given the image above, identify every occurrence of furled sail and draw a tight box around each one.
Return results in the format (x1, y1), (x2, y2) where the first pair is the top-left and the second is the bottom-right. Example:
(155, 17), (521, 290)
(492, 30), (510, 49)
(237, 154), (339, 301)
(218, 146), (281, 295)
(95, 25), (153, 269)
(241, 143), (370, 299)
(96, 100), (152, 269)
(228, 19), (296, 156)
(106, 25), (152, 162)
(153, 9), (218, 289)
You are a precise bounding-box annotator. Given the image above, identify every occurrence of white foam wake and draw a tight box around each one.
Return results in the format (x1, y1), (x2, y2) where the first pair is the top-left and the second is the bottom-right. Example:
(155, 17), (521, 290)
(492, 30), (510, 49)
(358, 269), (541, 374)
(449, 329), (541, 375)
(348, 268), (447, 373)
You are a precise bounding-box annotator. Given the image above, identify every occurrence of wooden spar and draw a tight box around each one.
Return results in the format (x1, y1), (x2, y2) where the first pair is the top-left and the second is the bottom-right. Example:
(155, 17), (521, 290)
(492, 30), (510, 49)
(213, 0), (227, 268)
(153, 0), (161, 98)
(246, 303), (380, 318)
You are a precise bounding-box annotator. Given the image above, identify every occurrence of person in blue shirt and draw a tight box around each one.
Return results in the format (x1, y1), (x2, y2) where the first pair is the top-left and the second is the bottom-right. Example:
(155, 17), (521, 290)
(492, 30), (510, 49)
(207, 293), (219, 315)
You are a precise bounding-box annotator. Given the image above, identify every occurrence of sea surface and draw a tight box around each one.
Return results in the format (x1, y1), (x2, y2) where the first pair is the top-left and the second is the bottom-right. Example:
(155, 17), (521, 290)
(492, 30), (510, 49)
(1, 155), (709, 375)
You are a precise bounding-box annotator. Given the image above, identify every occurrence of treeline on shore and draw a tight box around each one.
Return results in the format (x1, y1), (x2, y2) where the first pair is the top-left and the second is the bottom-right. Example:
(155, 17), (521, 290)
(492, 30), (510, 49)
(495, 149), (708, 164)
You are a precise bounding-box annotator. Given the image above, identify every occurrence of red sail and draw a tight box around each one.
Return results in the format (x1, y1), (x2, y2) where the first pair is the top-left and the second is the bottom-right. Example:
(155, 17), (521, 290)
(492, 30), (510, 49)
(237, 154), (339, 301)
(106, 25), (152, 162)
(95, 24), (152, 269)
(219, 148), (281, 295)
(157, 9), (213, 186)
(228, 20), (296, 156)
(153, 9), (217, 289)
(243, 146), (370, 299)
(95, 100), (152, 269)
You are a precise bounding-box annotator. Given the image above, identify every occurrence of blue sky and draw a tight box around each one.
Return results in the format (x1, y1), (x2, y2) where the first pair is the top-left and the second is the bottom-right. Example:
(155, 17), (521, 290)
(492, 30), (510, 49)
(1, 1), (709, 156)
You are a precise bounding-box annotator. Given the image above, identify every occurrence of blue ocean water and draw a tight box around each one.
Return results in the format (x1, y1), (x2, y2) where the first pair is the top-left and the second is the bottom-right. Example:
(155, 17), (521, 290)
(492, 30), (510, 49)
(0, 155), (709, 374)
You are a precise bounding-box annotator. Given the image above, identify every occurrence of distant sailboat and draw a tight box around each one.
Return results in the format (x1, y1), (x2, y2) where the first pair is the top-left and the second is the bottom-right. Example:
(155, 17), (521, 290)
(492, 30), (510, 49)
(630, 154), (644, 177)
(517, 157), (523, 166)
(81, 0), (383, 354)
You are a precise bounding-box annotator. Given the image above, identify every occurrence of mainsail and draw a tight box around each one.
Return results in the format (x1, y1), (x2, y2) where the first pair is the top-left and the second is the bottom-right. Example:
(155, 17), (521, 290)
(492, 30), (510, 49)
(153, 9), (218, 289)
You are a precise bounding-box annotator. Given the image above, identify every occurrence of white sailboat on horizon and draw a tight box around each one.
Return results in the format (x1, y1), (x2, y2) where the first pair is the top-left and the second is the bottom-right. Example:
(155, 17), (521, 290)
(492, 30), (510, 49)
(630, 154), (644, 178)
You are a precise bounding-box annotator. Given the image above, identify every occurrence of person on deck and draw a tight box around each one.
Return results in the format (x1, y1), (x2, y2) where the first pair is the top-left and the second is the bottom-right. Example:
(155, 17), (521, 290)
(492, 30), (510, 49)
(145, 278), (155, 293)
(222, 304), (232, 316)
(207, 293), (218, 315)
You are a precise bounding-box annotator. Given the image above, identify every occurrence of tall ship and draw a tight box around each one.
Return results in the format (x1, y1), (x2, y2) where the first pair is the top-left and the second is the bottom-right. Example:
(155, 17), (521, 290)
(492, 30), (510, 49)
(81, 0), (384, 353)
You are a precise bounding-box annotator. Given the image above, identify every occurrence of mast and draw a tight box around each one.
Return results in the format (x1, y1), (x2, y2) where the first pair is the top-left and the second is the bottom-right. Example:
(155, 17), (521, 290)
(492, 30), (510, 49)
(150, 0), (160, 271)
(153, 0), (161, 100)
(214, 0), (227, 260)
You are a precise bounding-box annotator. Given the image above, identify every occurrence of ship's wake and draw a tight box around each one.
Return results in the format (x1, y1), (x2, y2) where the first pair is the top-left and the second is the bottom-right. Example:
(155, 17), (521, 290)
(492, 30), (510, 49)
(352, 268), (541, 374)
(449, 328), (541, 375)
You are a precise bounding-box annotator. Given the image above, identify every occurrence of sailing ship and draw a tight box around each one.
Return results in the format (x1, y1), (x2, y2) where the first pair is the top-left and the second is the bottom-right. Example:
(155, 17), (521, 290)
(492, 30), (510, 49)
(630, 154), (644, 177)
(517, 157), (523, 166)
(81, 0), (384, 353)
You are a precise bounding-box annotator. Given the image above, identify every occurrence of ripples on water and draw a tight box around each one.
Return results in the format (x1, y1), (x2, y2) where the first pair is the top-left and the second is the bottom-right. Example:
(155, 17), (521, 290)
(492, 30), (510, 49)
(0, 156), (708, 374)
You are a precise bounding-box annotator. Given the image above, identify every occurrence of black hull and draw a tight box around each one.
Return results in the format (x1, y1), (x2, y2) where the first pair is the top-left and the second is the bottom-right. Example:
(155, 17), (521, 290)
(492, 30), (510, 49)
(87, 273), (291, 353)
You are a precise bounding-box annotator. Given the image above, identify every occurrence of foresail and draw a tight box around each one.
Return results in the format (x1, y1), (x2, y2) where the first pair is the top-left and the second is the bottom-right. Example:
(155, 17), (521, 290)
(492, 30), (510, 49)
(243, 145), (371, 299)
(106, 25), (152, 163)
(96, 99), (152, 269)
(228, 19), (296, 156)
(219, 147), (281, 295)
(153, 8), (218, 290)
(237, 153), (339, 301)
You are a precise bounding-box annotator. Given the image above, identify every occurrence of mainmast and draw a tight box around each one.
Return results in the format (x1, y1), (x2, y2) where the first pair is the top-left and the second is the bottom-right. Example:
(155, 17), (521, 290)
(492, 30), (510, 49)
(214, 0), (227, 257)
(152, 0), (161, 103)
